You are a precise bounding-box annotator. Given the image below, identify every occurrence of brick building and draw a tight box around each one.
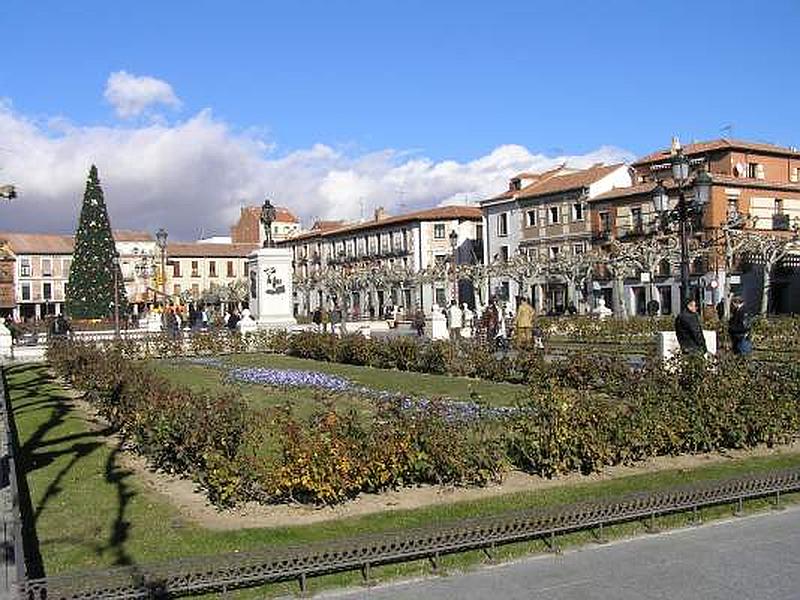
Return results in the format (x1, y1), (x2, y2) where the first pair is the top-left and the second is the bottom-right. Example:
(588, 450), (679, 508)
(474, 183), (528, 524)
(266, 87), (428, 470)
(590, 138), (800, 314)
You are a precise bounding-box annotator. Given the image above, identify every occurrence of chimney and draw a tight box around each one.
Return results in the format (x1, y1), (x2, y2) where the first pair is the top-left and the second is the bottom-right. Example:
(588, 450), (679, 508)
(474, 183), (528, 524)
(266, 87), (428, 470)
(509, 178), (521, 192)
(374, 206), (387, 221)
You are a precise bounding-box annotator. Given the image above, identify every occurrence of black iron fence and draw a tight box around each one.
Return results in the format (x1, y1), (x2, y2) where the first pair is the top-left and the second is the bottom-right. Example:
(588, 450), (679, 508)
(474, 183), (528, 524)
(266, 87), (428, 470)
(1, 368), (26, 595)
(16, 466), (800, 599)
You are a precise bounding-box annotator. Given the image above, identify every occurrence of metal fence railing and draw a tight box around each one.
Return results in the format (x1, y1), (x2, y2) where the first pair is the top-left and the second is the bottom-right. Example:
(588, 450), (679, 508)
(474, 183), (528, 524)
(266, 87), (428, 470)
(15, 466), (800, 599)
(1, 368), (26, 596)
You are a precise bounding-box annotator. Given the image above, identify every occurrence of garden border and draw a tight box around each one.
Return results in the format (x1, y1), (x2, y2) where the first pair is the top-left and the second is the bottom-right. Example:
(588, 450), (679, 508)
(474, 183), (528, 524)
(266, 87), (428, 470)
(16, 466), (800, 599)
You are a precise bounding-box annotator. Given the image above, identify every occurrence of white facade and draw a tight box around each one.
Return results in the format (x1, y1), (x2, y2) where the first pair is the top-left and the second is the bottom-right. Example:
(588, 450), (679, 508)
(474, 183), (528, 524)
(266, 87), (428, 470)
(283, 208), (483, 319)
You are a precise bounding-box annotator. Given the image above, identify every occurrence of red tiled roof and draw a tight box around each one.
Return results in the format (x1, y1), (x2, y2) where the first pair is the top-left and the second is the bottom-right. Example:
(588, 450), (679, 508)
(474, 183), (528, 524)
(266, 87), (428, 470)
(0, 233), (74, 254)
(634, 139), (800, 166)
(113, 229), (154, 241)
(590, 182), (658, 203)
(283, 206), (482, 242)
(311, 220), (347, 232)
(516, 164), (625, 199)
(167, 242), (260, 258)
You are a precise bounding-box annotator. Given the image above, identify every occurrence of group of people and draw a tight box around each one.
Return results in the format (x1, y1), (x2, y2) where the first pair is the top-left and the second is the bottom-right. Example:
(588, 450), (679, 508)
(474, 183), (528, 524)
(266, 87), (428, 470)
(675, 296), (754, 356)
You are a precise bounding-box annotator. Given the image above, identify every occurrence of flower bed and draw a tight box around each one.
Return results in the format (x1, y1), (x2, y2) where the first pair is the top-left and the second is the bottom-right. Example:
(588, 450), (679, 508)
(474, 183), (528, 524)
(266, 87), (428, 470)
(46, 328), (800, 507)
(227, 367), (352, 392)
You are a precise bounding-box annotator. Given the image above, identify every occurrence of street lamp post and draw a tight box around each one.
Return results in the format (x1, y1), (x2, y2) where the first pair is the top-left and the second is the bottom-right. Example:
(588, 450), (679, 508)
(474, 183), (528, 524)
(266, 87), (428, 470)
(449, 229), (459, 304)
(112, 255), (120, 338)
(156, 228), (168, 304)
(651, 141), (712, 305)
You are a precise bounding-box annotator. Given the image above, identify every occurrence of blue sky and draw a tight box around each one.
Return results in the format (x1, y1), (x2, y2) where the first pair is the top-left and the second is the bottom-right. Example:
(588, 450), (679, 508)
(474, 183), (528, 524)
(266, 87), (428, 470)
(1, 0), (798, 237)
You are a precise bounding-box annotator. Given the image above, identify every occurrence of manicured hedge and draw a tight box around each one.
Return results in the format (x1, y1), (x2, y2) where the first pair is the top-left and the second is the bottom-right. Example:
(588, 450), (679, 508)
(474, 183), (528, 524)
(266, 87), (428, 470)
(47, 327), (800, 506)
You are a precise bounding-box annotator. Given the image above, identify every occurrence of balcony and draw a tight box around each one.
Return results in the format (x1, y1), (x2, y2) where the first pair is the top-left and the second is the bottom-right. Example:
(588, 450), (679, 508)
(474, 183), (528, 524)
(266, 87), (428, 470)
(773, 213), (791, 231)
(592, 230), (612, 243)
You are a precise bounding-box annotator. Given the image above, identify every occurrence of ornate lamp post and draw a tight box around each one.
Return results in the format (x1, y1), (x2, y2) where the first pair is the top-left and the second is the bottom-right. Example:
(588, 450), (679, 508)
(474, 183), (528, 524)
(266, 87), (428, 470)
(156, 228), (168, 303)
(651, 141), (712, 304)
(0, 184), (16, 200)
(449, 229), (459, 304)
(260, 198), (277, 248)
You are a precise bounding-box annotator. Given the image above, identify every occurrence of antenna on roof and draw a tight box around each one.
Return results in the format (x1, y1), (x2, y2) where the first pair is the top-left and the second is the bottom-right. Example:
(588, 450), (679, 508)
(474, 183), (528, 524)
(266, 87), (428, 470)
(720, 124), (733, 139)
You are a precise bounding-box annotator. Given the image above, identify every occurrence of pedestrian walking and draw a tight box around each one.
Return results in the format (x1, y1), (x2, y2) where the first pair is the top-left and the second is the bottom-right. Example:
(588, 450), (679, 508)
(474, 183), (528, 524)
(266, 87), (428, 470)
(48, 314), (72, 339)
(728, 296), (754, 355)
(674, 298), (707, 355)
(312, 306), (322, 332)
(413, 306), (426, 337)
(514, 296), (534, 345)
(447, 300), (463, 341)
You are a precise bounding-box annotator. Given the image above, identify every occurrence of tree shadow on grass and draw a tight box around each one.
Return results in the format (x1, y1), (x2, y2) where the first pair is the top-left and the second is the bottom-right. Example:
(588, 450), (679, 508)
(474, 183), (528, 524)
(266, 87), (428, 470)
(7, 365), (139, 576)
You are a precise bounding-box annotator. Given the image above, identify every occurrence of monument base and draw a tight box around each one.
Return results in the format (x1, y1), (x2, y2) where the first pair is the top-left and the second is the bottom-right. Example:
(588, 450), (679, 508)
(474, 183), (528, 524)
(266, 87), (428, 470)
(247, 248), (297, 329)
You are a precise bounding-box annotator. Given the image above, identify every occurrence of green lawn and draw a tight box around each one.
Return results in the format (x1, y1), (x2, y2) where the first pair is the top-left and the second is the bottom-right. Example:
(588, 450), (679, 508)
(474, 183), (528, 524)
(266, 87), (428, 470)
(7, 363), (800, 598)
(149, 360), (371, 417)
(224, 352), (526, 406)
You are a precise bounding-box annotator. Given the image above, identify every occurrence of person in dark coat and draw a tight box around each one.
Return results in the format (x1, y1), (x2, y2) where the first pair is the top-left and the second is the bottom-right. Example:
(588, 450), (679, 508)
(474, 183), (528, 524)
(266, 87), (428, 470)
(674, 298), (707, 354)
(728, 296), (754, 355)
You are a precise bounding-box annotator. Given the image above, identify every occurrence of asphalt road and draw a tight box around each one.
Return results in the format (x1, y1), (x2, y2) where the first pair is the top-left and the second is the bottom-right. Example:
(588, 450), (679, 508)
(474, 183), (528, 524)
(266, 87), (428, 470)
(322, 505), (800, 600)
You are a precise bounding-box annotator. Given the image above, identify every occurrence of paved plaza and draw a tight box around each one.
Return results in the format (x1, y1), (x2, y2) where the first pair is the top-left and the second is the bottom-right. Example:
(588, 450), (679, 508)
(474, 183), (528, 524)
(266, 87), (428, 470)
(325, 505), (800, 600)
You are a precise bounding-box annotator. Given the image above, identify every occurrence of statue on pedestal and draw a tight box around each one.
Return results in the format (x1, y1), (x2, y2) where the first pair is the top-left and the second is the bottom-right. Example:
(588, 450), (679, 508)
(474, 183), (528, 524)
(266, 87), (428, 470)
(260, 198), (277, 248)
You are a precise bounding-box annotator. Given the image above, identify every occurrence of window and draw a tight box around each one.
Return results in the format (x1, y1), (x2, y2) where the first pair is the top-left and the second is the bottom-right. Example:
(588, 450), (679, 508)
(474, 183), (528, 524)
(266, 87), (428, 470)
(435, 287), (446, 307)
(500, 246), (509, 262)
(191, 261), (199, 277)
(599, 211), (611, 234)
(791, 167), (799, 183)
(549, 246), (560, 259)
(227, 260), (234, 277)
(192, 283), (200, 297)
(549, 206), (560, 225)
(631, 207), (643, 233)
(21, 282), (31, 301)
(62, 258), (72, 276)
(433, 223), (446, 239)
(434, 254), (447, 265)
(497, 213), (508, 237)
(572, 203), (584, 221)
(526, 210), (537, 227)
(748, 163), (765, 179)
(209, 260), (217, 277)
(573, 243), (585, 255)
(20, 258), (31, 277)
(476, 224), (483, 242)
(41, 258), (52, 276)
(42, 282), (52, 300)
(172, 261), (181, 277)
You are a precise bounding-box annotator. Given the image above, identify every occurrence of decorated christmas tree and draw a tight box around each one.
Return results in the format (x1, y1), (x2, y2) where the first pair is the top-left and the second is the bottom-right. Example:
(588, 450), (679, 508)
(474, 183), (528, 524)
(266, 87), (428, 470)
(66, 165), (128, 319)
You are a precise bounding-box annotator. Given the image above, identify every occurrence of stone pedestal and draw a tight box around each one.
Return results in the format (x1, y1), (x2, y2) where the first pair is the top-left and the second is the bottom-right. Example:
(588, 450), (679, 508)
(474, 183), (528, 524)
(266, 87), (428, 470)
(144, 313), (162, 332)
(0, 318), (13, 359)
(247, 248), (296, 328)
(427, 304), (448, 340)
(237, 309), (258, 335)
(657, 330), (717, 362)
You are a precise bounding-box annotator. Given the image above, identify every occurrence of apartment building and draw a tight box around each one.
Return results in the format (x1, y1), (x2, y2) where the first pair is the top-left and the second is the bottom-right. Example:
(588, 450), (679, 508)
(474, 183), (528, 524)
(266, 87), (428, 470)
(481, 163), (631, 310)
(280, 206), (483, 317)
(590, 138), (800, 314)
(164, 242), (258, 301)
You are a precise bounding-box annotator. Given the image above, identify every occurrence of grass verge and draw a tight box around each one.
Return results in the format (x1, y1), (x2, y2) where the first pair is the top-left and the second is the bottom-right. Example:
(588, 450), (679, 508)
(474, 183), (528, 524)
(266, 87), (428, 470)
(6, 362), (800, 598)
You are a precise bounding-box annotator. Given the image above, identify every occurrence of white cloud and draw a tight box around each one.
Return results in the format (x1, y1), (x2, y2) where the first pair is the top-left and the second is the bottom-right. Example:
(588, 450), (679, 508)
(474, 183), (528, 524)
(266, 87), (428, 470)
(0, 100), (634, 240)
(104, 71), (182, 118)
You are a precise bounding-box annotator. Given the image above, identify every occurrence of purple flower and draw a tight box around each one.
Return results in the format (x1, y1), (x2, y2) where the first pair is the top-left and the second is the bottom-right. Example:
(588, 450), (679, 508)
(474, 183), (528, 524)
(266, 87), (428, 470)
(227, 367), (352, 392)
